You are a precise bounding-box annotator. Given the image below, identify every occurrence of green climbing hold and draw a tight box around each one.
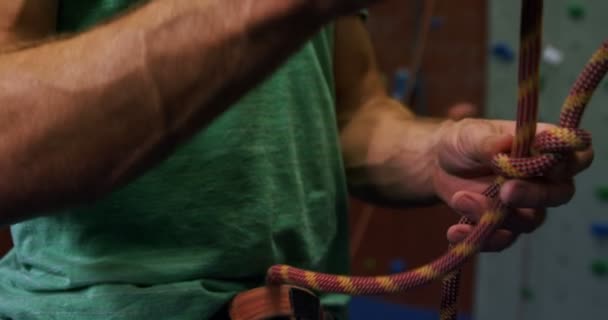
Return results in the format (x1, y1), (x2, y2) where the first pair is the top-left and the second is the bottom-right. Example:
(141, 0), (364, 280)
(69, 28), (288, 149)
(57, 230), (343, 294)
(596, 187), (608, 202)
(567, 3), (585, 20)
(591, 260), (608, 277)
(363, 258), (377, 270)
(520, 287), (534, 301)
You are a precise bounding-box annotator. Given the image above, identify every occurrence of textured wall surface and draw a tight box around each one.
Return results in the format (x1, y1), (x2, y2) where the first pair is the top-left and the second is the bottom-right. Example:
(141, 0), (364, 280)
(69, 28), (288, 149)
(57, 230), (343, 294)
(475, 1), (608, 319)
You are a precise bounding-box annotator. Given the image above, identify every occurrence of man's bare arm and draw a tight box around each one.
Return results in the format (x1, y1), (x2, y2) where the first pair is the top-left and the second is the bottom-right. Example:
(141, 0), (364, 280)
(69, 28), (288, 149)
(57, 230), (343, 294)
(335, 16), (447, 207)
(0, 0), (369, 226)
(0, 1), (57, 47)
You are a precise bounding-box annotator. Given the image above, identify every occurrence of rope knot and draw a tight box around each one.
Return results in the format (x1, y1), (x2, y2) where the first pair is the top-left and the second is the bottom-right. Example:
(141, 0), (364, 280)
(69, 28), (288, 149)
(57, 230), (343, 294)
(491, 127), (591, 178)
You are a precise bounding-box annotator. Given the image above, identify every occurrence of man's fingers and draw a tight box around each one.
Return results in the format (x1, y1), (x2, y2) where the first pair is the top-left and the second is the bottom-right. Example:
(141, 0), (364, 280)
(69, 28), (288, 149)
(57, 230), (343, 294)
(433, 170), (496, 204)
(572, 148), (595, 175)
(544, 148), (594, 181)
(447, 224), (517, 252)
(451, 190), (546, 244)
(492, 120), (557, 138)
(503, 207), (547, 234)
(452, 190), (546, 233)
(450, 191), (488, 223)
(568, 148), (594, 175)
(500, 178), (575, 208)
(437, 119), (511, 177)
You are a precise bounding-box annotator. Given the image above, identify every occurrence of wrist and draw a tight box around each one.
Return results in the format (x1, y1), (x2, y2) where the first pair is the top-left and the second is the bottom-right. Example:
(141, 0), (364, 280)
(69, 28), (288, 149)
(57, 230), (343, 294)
(369, 116), (453, 205)
(430, 118), (457, 162)
(415, 117), (456, 199)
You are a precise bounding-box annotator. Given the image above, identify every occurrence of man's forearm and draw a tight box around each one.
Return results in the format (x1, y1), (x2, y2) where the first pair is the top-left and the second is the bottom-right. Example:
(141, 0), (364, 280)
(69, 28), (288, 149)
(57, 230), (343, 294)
(342, 97), (450, 207)
(0, 0), (340, 225)
(333, 17), (448, 208)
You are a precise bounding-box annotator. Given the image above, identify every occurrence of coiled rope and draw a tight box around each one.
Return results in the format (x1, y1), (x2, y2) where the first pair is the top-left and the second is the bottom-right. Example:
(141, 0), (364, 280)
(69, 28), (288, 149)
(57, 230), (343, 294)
(266, 1), (608, 319)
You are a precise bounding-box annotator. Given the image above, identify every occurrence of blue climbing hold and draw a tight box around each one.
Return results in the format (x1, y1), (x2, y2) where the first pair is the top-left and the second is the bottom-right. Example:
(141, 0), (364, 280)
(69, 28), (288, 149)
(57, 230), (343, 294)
(390, 259), (407, 274)
(431, 16), (445, 30)
(590, 223), (608, 238)
(491, 43), (515, 63)
(392, 69), (410, 101)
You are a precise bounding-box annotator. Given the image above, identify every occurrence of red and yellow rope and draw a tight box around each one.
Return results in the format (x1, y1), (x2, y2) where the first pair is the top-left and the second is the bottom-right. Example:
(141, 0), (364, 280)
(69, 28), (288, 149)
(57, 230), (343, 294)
(266, 1), (608, 319)
(441, 1), (544, 318)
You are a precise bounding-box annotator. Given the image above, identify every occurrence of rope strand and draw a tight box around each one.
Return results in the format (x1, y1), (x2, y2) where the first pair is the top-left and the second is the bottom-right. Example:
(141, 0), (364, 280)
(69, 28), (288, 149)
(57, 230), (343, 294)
(440, 1), (543, 319)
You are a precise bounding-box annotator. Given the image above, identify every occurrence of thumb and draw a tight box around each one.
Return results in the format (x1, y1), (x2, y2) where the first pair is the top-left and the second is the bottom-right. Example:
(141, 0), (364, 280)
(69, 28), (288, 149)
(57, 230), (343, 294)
(440, 120), (512, 176)
(474, 133), (513, 164)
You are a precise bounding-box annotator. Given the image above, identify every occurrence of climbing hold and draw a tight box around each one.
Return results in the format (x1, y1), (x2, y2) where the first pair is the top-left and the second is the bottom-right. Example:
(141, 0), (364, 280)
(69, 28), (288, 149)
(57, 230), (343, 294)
(389, 259), (407, 274)
(590, 223), (608, 239)
(567, 3), (586, 21)
(363, 258), (377, 270)
(543, 45), (564, 65)
(431, 16), (445, 30)
(491, 43), (515, 63)
(392, 68), (410, 101)
(520, 287), (534, 301)
(596, 187), (608, 202)
(591, 260), (608, 277)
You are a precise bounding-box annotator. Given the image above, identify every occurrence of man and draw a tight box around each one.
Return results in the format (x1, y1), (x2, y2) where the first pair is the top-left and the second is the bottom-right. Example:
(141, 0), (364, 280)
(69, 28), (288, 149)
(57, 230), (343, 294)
(0, 0), (593, 319)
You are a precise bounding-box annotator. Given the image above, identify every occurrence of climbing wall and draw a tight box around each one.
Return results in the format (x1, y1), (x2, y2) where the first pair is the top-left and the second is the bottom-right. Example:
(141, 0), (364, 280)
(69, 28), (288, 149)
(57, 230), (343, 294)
(475, 1), (608, 319)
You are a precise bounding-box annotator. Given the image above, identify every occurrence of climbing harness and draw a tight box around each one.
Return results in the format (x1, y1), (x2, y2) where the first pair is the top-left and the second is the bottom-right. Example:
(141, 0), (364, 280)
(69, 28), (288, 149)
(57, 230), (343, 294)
(261, 1), (608, 319)
(227, 285), (330, 320)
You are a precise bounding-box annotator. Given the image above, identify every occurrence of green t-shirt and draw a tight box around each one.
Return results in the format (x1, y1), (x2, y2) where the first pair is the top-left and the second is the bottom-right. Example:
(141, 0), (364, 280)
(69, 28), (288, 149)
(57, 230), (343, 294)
(0, 1), (351, 319)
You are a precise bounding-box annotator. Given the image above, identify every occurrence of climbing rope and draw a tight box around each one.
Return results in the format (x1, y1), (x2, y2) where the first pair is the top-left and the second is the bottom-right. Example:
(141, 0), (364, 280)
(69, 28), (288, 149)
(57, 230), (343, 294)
(266, 0), (608, 319)
(440, 1), (545, 318)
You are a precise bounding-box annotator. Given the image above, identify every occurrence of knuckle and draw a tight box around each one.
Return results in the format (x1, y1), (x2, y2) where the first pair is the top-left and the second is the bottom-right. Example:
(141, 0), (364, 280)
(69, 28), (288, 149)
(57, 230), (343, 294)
(537, 186), (551, 207)
(517, 182), (546, 208)
(582, 148), (595, 169)
(504, 181), (526, 206)
(552, 180), (576, 207)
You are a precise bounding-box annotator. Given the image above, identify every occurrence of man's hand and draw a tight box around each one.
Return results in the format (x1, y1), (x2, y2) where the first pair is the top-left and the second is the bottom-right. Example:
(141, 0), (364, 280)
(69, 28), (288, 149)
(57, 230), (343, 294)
(432, 118), (594, 252)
